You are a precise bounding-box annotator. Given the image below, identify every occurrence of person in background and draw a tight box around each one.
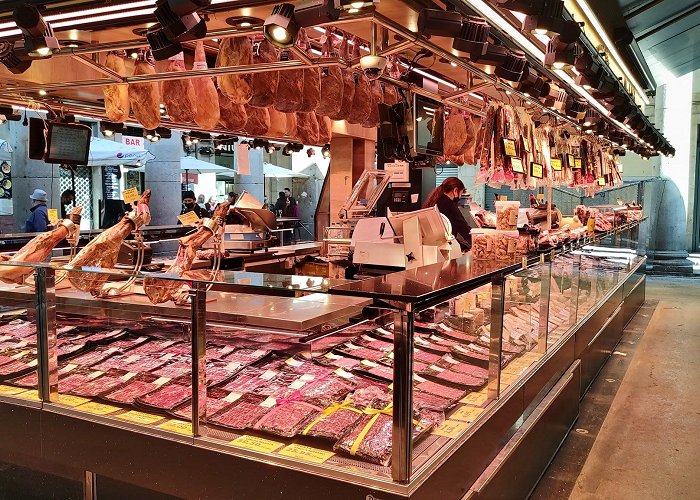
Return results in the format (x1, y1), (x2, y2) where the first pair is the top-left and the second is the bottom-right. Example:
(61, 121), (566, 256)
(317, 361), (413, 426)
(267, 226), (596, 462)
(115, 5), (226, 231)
(225, 192), (244, 225)
(26, 189), (50, 233)
(283, 197), (301, 219)
(423, 176), (471, 252)
(284, 187), (296, 205)
(59, 189), (75, 219)
(178, 190), (207, 224)
(205, 196), (217, 216)
(273, 191), (286, 215)
(197, 194), (206, 210)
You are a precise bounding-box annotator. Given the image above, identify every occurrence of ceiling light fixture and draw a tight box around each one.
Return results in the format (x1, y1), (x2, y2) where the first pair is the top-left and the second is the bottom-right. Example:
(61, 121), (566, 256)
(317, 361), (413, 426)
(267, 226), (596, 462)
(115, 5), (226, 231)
(452, 15), (490, 56)
(321, 143), (331, 159)
(13, 4), (60, 58)
(154, 0), (210, 43)
(0, 42), (31, 73)
(544, 35), (578, 70)
(146, 27), (182, 61)
(100, 121), (125, 137)
(263, 3), (300, 48)
(495, 50), (528, 82)
(418, 8), (463, 38)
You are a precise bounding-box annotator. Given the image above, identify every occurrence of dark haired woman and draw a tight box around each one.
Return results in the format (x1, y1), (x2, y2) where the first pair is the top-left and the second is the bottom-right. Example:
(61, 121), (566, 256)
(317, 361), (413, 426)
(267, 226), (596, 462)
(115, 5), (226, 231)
(424, 176), (471, 251)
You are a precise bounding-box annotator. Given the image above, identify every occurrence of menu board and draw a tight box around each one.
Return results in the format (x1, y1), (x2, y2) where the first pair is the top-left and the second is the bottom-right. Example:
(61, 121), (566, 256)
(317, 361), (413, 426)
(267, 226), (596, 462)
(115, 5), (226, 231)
(102, 165), (121, 200)
(45, 123), (91, 165)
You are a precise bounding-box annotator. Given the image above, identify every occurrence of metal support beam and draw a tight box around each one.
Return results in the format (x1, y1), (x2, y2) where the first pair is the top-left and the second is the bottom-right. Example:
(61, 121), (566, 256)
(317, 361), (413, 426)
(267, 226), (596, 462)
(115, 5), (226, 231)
(35, 266), (58, 403)
(71, 54), (127, 82)
(391, 305), (414, 483)
(190, 283), (207, 437)
(487, 274), (506, 402)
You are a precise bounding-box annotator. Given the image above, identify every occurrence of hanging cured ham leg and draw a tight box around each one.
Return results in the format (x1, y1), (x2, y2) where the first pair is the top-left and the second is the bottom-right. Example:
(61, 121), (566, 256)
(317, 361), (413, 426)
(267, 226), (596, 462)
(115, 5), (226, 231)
(143, 201), (229, 304)
(0, 207), (82, 285)
(66, 191), (151, 295)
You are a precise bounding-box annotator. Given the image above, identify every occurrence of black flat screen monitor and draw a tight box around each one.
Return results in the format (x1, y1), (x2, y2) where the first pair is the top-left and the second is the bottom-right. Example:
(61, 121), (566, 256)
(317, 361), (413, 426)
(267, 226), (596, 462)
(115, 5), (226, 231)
(44, 122), (91, 165)
(412, 94), (444, 156)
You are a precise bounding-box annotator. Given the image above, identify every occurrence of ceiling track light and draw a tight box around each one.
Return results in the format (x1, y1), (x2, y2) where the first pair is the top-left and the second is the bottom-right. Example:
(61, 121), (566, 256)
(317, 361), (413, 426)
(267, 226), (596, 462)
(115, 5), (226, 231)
(544, 35), (579, 70)
(100, 121), (125, 137)
(581, 108), (599, 128)
(522, 0), (581, 41)
(565, 96), (587, 120)
(13, 4), (60, 58)
(155, 127), (172, 139)
(321, 143), (331, 158)
(453, 15), (490, 56)
(0, 41), (31, 74)
(517, 66), (549, 97)
(418, 8), (463, 38)
(154, 0), (210, 43)
(295, 0), (341, 27)
(494, 0), (543, 15)
(471, 43), (509, 67)
(574, 52), (604, 90)
(495, 50), (528, 82)
(264, 3), (300, 48)
(146, 25), (183, 61)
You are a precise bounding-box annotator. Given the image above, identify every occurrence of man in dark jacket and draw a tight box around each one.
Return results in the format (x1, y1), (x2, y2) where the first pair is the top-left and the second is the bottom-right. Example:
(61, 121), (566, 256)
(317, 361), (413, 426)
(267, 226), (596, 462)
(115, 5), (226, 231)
(26, 189), (50, 233)
(178, 190), (207, 224)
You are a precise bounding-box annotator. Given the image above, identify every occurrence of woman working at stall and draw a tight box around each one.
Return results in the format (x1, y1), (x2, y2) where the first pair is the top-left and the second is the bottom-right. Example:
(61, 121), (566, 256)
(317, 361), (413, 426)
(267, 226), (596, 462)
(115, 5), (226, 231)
(424, 177), (471, 252)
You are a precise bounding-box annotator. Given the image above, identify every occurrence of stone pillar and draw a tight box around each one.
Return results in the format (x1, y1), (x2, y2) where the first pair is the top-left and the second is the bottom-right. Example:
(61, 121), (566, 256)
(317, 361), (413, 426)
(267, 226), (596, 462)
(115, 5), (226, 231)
(9, 121), (62, 232)
(234, 147), (264, 203)
(329, 137), (353, 224)
(143, 131), (183, 226)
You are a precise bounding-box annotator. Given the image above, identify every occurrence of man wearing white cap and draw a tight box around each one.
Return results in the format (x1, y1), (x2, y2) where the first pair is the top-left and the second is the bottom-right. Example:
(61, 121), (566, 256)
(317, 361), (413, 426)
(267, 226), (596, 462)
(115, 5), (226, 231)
(25, 189), (49, 233)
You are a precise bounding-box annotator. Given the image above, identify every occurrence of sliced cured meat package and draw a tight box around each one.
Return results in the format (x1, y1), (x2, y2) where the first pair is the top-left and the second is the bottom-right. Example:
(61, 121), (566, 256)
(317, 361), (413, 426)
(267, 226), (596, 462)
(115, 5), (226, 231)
(209, 395), (271, 430)
(136, 382), (192, 411)
(254, 401), (322, 438)
(415, 380), (467, 402)
(420, 365), (486, 389)
(298, 377), (355, 407)
(103, 375), (162, 404)
(68, 371), (127, 398)
(334, 412), (393, 466)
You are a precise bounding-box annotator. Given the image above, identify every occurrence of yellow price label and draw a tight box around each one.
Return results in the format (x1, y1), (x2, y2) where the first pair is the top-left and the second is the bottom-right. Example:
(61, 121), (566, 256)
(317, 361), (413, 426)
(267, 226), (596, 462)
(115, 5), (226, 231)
(574, 158), (583, 169)
(460, 391), (488, 407)
(551, 158), (562, 171)
(530, 162), (543, 179)
(278, 444), (335, 463)
(431, 419), (469, 439)
(0, 385), (26, 396)
(16, 389), (41, 401)
(566, 154), (575, 168)
(536, 193), (545, 201)
(122, 187), (140, 205)
(158, 419), (192, 435)
(76, 401), (122, 415)
(57, 394), (91, 407)
(522, 137), (530, 153)
(230, 435), (285, 454)
(451, 405), (484, 423)
(503, 138), (517, 157)
(511, 157), (524, 174)
(47, 209), (59, 224)
(177, 210), (201, 226)
(117, 410), (163, 425)
(587, 217), (596, 232)
(597, 177), (606, 186)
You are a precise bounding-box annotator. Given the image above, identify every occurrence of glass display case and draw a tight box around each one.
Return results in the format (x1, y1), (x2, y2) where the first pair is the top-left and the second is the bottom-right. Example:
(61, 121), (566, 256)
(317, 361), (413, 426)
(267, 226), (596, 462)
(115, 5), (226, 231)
(0, 222), (646, 495)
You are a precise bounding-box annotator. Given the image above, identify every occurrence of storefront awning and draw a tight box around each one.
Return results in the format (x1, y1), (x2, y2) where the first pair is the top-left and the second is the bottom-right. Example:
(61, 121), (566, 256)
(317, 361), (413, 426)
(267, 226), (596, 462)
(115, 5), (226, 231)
(132, 155), (236, 177)
(88, 137), (154, 167)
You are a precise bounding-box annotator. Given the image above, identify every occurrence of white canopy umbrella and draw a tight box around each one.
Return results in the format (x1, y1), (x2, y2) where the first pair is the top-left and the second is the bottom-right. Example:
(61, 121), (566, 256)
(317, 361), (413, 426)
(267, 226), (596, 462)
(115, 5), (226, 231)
(264, 162), (309, 178)
(87, 136), (154, 166)
(132, 155), (236, 177)
(0, 139), (12, 162)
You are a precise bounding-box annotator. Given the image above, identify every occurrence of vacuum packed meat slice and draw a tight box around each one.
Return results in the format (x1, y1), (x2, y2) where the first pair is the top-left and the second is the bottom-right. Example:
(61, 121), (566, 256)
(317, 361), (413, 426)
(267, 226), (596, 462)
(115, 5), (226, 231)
(274, 48), (304, 112)
(218, 91), (247, 131)
(415, 380), (466, 401)
(413, 389), (454, 412)
(210, 395), (271, 430)
(302, 405), (365, 441)
(243, 105), (271, 136)
(249, 39), (278, 108)
(129, 58), (161, 130)
(68, 372), (125, 397)
(254, 401), (322, 437)
(216, 37), (253, 104)
(161, 53), (197, 123)
(299, 377), (354, 407)
(334, 413), (393, 466)
(137, 383), (191, 410)
(191, 41), (220, 129)
(103, 51), (130, 122)
(295, 112), (319, 145)
(103, 378), (161, 404)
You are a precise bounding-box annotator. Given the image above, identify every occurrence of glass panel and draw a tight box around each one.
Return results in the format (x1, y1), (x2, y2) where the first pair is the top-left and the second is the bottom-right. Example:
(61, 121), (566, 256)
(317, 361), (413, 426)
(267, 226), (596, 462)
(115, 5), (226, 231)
(548, 255), (578, 345)
(0, 263), (42, 402)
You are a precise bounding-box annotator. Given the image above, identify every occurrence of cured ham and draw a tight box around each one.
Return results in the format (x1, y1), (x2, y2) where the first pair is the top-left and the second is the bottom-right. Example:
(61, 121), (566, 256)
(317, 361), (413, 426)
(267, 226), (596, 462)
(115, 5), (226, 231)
(217, 37), (253, 104)
(103, 52), (130, 122)
(162, 53), (197, 123)
(191, 41), (220, 129)
(129, 56), (161, 130)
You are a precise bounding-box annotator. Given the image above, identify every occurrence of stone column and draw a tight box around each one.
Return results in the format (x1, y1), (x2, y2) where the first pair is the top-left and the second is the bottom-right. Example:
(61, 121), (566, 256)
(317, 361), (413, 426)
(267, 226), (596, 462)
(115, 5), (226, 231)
(143, 131), (183, 226)
(329, 137), (353, 224)
(234, 147), (264, 203)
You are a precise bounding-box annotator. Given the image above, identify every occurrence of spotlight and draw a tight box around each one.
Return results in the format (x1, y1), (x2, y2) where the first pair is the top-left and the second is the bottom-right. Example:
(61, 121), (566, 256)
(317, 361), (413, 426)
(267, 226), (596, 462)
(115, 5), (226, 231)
(183, 135), (193, 146)
(495, 0), (542, 15)
(544, 35), (578, 70)
(155, 127), (172, 139)
(321, 143), (331, 159)
(265, 143), (277, 154)
(582, 109), (599, 128)
(418, 9), (463, 38)
(100, 121), (125, 137)
(522, 0), (581, 41)
(146, 28), (183, 61)
(574, 51), (604, 89)
(590, 74), (619, 101)
(294, 0), (341, 27)
(497, 51), (529, 82)
(154, 0), (210, 43)
(13, 4), (60, 58)
(263, 4), (300, 48)
(0, 42), (31, 74)
(471, 44), (509, 66)
(306, 147), (316, 157)
(611, 100), (633, 120)
(151, 133), (161, 143)
(517, 66), (549, 97)
(453, 16), (490, 56)
(564, 96), (587, 120)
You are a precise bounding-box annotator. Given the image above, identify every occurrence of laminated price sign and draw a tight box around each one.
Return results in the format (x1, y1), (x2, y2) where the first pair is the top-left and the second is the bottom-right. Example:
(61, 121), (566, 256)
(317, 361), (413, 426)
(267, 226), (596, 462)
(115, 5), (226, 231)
(122, 187), (140, 205)
(573, 158), (583, 169)
(530, 163), (543, 179)
(551, 157), (562, 171)
(47, 209), (59, 225)
(566, 154), (576, 168)
(177, 210), (201, 226)
(510, 158), (524, 174)
(503, 138), (517, 157)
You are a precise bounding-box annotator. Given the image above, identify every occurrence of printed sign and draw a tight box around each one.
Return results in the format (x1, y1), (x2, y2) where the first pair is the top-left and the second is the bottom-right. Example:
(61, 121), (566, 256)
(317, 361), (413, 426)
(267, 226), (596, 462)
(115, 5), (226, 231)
(503, 138), (517, 157)
(511, 158), (524, 173)
(47, 209), (59, 224)
(177, 210), (201, 226)
(384, 160), (410, 183)
(551, 158), (562, 171)
(122, 187), (139, 204)
(530, 163), (543, 179)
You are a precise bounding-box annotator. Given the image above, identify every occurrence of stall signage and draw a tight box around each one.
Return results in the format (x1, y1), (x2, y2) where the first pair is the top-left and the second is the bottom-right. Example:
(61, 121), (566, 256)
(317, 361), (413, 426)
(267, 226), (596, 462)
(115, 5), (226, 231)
(122, 188), (140, 205)
(510, 158), (524, 173)
(278, 444), (334, 463)
(566, 154), (575, 168)
(122, 136), (144, 149)
(230, 435), (284, 453)
(573, 158), (583, 169)
(502, 138), (517, 157)
(177, 211), (200, 226)
(550, 158), (562, 171)
(530, 163), (543, 179)
(384, 160), (410, 183)
(47, 209), (59, 224)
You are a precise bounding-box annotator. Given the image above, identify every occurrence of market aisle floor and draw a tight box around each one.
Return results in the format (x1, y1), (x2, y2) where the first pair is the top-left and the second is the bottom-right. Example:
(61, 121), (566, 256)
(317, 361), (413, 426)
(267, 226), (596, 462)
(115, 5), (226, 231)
(532, 277), (700, 500)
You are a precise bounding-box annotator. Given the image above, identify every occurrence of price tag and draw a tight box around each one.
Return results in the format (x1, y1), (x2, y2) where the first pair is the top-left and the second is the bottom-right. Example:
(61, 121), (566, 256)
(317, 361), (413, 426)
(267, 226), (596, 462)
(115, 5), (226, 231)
(511, 158), (524, 173)
(299, 374), (316, 382)
(0, 384), (26, 396)
(260, 370), (277, 381)
(285, 357), (303, 368)
(334, 368), (354, 379)
(574, 158), (583, 169)
(223, 392), (243, 403)
(278, 444), (334, 463)
(460, 391), (488, 406)
(522, 137), (530, 153)
(16, 389), (41, 401)
(158, 419), (192, 435)
(431, 419), (469, 439)
(122, 188), (139, 205)
(177, 210), (201, 226)
(597, 177), (606, 186)
(76, 401), (122, 415)
(289, 379), (306, 390)
(530, 163), (543, 179)
(451, 405), (484, 423)
(117, 410), (163, 425)
(47, 209), (59, 224)
(230, 435), (284, 454)
(536, 193), (545, 201)
(57, 394), (91, 407)
(503, 138), (517, 157)
(566, 154), (575, 168)
(551, 157), (562, 171)
(260, 396), (277, 408)
(153, 377), (171, 386)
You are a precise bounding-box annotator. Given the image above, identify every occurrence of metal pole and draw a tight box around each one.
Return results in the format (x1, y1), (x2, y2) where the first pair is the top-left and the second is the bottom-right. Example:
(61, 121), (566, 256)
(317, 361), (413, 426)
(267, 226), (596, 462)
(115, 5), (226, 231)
(35, 267), (58, 402)
(569, 254), (581, 326)
(537, 258), (552, 353)
(391, 305), (414, 483)
(190, 283), (207, 437)
(487, 274), (506, 402)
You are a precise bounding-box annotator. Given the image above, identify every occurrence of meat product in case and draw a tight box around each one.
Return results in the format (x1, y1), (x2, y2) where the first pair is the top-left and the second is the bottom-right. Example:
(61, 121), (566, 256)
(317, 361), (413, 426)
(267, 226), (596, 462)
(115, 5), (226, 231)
(254, 401), (322, 437)
(415, 380), (467, 401)
(362, 79), (382, 128)
(129, 57), (161, 130)
(444, 107), (468, 156)
(161, 53), (197, 123)
(335, 412), (393, 465)
(298, 377), (355, 407)
(191, 41), (220, 130)
(103, 52), (130, 123)
(216, 37), (253, 104)
(274, 49), (304, 113)
(210, 394), (271, 430)
(137, 382), (192, 411)
(68, 371), (126, 397)
(302, 403), (365, 441)
(249, 39), (278, 108)
(103, 376), (162, 404)
(218, 91), (247, 131)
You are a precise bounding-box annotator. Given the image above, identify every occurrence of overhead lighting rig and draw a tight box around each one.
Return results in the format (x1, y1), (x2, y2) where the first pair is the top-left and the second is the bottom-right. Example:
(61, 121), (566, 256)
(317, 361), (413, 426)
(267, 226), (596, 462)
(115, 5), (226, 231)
(321, 144), (331, 158)
(0, 42), (31, 74)
(146, 28), (182, 61)
(100, 121), (125, 137)
(495, 50), (528, 82)
(264, 4), (300, 48)
(564, 96), (587, 120)
(544, 35), (579, 70)
(516, 65), (549, 96)
(522, 0), (581, 40)
(154, 0), (211, 42)
(13, 4), (60, 58)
